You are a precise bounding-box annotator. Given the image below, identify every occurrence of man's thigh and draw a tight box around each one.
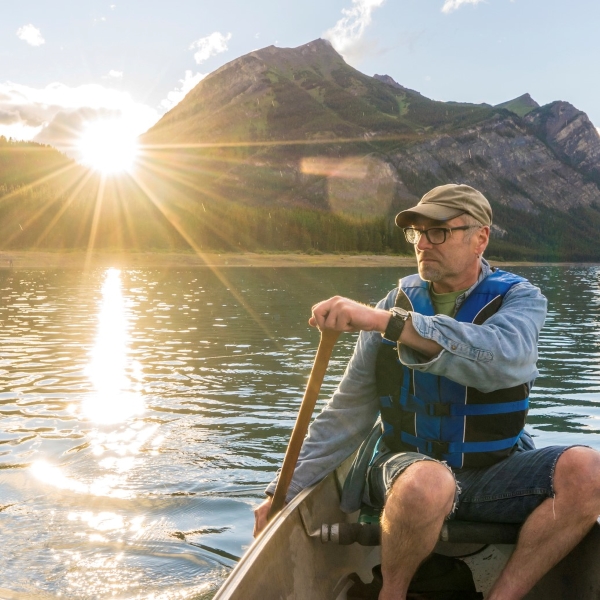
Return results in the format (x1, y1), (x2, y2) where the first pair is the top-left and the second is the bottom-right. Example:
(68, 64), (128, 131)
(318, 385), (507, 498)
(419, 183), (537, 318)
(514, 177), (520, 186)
(453, 445), (579, 523)
(366, 445), (580, 524)
(365, 451), (452, 508)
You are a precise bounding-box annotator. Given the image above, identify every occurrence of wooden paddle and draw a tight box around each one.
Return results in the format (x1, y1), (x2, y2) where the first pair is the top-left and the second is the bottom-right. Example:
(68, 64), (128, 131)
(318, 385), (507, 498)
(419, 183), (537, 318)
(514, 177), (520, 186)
(268, 328), (341, 521)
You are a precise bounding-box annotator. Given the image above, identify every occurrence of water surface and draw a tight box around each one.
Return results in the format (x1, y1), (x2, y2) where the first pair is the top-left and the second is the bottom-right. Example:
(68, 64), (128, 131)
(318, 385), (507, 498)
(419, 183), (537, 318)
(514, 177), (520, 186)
(0, 265), (599, 598)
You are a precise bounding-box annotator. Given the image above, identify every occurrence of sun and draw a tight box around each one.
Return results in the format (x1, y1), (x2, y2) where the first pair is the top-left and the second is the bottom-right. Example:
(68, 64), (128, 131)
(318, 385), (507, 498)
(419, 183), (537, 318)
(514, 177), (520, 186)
(78, 120), (139, 174)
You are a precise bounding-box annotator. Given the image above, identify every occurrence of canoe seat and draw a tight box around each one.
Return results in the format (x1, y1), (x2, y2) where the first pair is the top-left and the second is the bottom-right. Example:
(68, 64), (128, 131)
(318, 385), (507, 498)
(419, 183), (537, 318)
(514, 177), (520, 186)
(321, 520), (520, 546)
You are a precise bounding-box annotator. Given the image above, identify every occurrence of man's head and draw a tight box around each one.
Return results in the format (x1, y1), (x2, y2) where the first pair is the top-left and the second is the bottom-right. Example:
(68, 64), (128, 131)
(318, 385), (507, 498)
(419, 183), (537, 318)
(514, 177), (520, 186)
(395, 184), (491, 292)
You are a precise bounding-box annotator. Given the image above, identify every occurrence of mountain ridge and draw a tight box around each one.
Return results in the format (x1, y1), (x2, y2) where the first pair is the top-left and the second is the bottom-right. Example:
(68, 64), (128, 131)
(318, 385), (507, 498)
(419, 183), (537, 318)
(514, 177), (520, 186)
(2, 39), (600, 260)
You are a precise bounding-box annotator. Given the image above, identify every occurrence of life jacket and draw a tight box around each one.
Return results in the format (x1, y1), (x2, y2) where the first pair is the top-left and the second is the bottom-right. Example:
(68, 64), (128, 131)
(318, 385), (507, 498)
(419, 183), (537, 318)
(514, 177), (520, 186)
(376, 270), (530, 469)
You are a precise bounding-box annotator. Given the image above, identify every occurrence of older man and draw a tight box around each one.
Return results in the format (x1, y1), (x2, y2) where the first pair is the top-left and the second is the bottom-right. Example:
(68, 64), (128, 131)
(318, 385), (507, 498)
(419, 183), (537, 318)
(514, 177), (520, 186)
(254, 184), (600, 600)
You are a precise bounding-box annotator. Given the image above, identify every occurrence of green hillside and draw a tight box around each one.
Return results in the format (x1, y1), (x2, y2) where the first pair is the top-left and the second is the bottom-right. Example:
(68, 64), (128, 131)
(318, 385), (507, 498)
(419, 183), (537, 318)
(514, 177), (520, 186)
(495, 93), (539, 117)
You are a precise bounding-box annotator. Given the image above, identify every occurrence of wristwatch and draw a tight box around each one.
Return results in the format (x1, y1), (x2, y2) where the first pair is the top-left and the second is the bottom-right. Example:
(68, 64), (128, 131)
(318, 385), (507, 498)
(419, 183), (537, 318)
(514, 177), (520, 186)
(383, 307), (411, 342)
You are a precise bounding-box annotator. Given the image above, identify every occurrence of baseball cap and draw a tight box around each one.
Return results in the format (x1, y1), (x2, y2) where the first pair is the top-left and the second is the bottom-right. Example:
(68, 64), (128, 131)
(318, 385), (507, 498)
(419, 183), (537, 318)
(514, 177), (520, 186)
(395, 184), (492, 227)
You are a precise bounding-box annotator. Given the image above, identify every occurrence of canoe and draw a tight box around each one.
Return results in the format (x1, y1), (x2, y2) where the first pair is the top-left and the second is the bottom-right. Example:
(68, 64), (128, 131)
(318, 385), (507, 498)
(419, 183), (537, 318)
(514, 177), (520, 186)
(214, 457), (600, 599)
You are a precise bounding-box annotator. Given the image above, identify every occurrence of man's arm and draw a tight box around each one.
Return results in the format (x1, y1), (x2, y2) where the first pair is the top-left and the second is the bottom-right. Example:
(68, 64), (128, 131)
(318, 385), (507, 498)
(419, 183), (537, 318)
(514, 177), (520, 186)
(310, 281), (547, 393)
(263, 326), (383, 498)
(254, 327), (383, 535)
(309, 296), (443, 358)
(254, 290), (401, 536)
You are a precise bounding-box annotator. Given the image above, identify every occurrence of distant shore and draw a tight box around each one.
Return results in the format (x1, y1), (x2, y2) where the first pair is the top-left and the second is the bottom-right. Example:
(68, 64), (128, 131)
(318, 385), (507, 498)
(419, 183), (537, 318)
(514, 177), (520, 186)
(0, 251), (597, 269)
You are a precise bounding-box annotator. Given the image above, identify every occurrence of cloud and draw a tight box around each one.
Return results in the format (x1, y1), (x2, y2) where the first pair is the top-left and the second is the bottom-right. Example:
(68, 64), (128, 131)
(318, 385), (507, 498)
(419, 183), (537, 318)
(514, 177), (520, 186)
(160, 70), (206, 111)
(0, 81), (159, 156)
(323, 0), (386, 59)
(34, 107), (122, 149)
(189, 32), (232, 64)
(16, 24), (45, 47)
(107, 70), (123, 79)
(441, 0), (485, 14)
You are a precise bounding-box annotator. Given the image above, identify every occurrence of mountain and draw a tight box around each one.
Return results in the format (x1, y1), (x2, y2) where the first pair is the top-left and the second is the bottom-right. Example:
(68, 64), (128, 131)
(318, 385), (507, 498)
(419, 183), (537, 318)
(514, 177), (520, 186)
(495, 93), (539, 117)
(144, 39), (494, 146)
(2, 40), (600, 259)
(137, 39), (600, 259)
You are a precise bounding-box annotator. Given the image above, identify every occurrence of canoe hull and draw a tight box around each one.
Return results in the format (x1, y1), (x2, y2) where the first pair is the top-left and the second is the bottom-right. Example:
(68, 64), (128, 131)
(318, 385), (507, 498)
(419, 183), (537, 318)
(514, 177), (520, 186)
(215, 468), (379, 600)
(215, 465), (600, 599)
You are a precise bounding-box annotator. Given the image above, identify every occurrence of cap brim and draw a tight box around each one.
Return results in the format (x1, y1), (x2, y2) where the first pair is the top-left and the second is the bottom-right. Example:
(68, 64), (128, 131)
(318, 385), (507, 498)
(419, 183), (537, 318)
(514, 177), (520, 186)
(395, 205), (465, 227)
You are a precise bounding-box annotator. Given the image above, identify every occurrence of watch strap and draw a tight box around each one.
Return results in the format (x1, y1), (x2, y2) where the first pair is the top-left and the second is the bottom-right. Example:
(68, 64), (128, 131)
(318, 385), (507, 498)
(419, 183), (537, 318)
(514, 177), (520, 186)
(383, 308), (410, 342)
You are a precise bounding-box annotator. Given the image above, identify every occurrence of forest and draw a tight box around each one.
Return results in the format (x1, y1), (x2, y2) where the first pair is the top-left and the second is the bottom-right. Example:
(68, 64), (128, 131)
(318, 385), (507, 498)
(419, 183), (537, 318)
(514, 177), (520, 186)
(2, 137), (600, 261)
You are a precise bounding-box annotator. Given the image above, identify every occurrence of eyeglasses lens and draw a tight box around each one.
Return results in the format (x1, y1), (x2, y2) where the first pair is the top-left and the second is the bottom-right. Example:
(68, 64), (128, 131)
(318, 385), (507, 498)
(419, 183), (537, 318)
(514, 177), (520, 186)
(403, 228), (447, 245)
(427, 228), (446, 244)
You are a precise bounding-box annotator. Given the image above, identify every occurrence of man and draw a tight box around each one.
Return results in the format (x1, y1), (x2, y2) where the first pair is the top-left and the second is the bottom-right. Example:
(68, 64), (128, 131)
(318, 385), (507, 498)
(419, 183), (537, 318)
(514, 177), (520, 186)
(254, 184), (600, 600)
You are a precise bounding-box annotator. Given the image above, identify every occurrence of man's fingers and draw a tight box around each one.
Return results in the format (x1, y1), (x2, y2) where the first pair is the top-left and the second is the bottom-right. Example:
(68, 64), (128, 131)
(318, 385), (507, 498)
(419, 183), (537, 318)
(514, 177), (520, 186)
(310, 297), (349, 332)
(310, 296), (378, 333)
(253, 498), (273, 538)
(310, 300), (332, 329)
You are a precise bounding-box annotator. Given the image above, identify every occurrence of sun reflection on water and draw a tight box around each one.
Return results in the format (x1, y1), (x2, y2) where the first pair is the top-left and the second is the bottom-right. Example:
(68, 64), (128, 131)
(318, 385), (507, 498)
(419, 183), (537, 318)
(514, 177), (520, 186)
(83, 268), (144, 424)
(30, 459), (131, 498)
(29, 268), (159, 499)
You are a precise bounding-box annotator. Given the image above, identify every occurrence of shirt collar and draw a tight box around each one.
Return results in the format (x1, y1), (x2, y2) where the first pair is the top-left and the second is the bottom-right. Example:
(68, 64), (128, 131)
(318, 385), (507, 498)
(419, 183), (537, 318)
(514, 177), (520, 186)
(454, 257), (491, 309)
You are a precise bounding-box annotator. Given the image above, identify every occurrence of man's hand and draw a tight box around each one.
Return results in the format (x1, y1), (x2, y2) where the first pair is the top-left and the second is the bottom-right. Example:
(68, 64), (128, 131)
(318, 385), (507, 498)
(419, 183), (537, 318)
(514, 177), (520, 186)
(253, 497), (273, 538)
(309, 296), (390, 333)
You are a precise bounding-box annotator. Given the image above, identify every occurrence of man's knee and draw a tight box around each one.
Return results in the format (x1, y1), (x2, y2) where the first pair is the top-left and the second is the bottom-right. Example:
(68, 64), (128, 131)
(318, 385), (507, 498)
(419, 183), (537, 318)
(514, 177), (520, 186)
(386, 460), (456, 516)
(555, 447), (600, 512)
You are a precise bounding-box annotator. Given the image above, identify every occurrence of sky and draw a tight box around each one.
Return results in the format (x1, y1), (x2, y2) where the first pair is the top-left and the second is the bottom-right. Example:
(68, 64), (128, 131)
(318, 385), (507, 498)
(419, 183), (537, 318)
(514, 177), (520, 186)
(2, 0), (599, 160)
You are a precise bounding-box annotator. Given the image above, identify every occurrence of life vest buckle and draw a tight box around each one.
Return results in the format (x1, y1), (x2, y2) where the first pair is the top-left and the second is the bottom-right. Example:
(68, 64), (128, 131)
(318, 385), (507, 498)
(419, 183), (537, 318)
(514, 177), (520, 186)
(426, 440), (450, 458)
(427, 403), (451, 417)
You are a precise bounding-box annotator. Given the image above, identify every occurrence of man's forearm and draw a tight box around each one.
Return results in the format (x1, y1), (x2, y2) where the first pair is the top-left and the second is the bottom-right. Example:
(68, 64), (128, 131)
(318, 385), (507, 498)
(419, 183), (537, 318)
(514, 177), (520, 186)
(397, 317), (443, 358)
(309, 297), (442, 358)
(371, 308), (442, 359)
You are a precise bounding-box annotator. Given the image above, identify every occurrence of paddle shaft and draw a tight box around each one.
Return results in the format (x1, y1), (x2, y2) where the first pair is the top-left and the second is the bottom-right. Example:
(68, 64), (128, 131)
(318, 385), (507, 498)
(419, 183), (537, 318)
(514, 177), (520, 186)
(268, 328), (341, 520)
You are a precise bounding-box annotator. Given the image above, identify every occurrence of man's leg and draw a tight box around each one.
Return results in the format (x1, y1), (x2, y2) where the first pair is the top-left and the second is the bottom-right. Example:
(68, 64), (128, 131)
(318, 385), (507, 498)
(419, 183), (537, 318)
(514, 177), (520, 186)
(379, 460), (456, 600)
(486, 447), (600, 600)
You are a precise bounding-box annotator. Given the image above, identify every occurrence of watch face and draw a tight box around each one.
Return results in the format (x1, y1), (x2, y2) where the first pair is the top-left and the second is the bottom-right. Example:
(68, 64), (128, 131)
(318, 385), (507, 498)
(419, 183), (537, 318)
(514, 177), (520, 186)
(392, 307), (409, 320)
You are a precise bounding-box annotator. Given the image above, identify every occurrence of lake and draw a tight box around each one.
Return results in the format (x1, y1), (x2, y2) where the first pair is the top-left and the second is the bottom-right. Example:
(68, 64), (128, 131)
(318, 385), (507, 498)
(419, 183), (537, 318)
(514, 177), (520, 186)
(1, 265), (599, 598)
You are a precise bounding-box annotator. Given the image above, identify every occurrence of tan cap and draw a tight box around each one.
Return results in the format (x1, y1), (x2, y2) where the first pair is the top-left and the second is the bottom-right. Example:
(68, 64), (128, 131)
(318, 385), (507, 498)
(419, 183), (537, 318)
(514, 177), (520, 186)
(395, 184), (492, 227)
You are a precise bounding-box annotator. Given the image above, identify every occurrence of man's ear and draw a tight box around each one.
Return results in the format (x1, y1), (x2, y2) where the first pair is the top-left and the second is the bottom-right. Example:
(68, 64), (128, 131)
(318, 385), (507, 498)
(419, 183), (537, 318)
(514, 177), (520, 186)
(475, 226), (490, 255)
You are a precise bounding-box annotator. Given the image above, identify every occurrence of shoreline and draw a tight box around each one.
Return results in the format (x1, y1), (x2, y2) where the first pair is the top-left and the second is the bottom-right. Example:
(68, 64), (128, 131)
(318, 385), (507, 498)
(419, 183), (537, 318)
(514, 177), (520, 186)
(0, 251), (597, 269)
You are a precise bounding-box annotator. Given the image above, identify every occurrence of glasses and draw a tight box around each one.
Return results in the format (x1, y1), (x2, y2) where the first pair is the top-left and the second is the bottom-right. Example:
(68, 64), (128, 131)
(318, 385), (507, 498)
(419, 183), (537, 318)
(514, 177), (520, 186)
(403, 225), (478, 245)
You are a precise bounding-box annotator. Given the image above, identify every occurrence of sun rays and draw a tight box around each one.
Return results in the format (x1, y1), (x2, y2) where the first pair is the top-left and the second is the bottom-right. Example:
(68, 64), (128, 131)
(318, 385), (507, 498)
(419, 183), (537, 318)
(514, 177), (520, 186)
(0, 129), (404, 350)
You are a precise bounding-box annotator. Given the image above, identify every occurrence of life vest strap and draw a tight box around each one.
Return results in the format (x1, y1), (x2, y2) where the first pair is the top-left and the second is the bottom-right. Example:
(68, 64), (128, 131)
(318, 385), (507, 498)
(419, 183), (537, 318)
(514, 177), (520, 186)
(399, 392), (529, 417)
(400, 431), (524, 458)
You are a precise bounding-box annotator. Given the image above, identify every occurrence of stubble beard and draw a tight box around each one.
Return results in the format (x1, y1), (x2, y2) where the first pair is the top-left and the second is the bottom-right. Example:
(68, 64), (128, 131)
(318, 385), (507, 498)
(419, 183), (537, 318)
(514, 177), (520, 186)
(418, 262), (444, 283)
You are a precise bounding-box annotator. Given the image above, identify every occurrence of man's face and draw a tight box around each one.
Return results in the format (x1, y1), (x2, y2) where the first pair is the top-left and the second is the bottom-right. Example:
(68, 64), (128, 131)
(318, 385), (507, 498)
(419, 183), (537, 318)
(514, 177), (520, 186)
(410, 216), (486, 290)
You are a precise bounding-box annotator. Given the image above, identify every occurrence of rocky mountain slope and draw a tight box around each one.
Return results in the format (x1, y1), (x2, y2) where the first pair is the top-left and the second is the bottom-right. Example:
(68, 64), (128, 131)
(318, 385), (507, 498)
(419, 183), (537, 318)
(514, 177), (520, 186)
(137, 39), (600, 258)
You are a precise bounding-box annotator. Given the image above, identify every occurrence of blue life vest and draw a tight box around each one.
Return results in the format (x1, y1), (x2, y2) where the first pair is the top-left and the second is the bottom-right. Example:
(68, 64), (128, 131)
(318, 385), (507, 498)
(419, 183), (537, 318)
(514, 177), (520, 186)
(376, 269), (530, 469)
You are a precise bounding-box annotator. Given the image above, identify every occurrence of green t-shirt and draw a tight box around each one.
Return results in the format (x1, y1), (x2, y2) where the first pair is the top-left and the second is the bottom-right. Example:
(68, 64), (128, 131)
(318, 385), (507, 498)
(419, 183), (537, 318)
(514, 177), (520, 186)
(430, 286), (469, 317)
